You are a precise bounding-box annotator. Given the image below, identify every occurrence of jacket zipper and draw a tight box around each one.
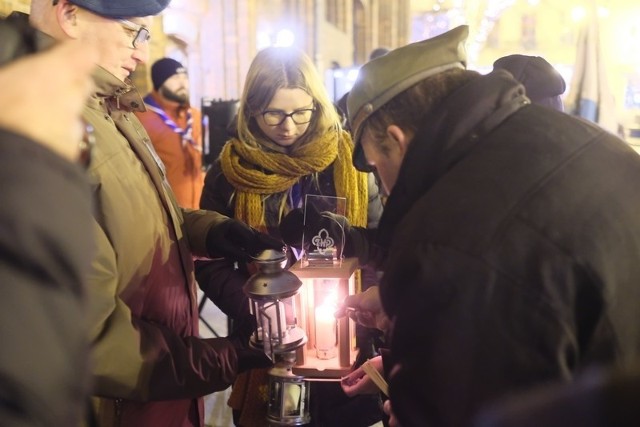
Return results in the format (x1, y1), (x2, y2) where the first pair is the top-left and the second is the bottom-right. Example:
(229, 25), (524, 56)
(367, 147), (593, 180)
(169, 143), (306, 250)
(114, 398), (123, 427)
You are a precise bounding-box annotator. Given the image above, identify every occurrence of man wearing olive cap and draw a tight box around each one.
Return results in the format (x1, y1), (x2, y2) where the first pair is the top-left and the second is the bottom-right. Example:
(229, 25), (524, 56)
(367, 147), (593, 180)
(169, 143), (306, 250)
(342, 25), (640, 426)
(7, 1), (280, 426)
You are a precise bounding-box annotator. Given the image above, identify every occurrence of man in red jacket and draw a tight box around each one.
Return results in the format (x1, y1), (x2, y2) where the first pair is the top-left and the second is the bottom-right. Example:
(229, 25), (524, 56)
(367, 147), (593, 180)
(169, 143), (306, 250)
(136, 58), (204, 209)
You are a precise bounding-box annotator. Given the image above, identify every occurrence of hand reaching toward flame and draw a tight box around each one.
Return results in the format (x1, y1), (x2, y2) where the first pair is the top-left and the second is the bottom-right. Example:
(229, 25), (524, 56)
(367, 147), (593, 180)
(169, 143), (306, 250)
(335, 286), (391, 333)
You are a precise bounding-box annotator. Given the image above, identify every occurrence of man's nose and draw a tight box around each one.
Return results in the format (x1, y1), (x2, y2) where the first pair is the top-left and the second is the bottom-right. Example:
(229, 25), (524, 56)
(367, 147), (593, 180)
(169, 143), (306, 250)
(133, 44), (150, 64)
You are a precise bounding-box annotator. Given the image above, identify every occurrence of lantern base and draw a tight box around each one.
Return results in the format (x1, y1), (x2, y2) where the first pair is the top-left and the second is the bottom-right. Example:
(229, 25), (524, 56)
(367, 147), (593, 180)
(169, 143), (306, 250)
(267, 354), (311, 426)
(250, 326), (307, 355)
(292, 354), (353, 380)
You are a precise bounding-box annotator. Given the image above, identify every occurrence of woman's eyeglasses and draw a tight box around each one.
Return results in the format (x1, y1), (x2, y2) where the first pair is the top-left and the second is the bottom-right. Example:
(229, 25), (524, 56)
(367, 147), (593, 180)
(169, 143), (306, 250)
(261, 108), (315, 126)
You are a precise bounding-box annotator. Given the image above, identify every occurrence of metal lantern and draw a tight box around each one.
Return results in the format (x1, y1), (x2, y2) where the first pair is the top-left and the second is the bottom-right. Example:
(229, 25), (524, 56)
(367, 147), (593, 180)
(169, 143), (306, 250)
(266, 352), (311, 426)
(244, 249), (312, 426)
(243, 249), (307, 359)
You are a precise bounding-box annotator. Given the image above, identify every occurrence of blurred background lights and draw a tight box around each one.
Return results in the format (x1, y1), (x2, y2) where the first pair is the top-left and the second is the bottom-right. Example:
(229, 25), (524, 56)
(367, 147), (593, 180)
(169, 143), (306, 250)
(274, 29), (295, 47)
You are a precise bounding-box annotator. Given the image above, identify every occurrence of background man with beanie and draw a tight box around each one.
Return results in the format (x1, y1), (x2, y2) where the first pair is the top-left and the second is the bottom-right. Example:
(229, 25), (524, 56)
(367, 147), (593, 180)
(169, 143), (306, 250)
(15, 1), (280, 426)
(136, 57), (204, 209)
(493, 54), (566, 111)
(338, 25), (640, 426)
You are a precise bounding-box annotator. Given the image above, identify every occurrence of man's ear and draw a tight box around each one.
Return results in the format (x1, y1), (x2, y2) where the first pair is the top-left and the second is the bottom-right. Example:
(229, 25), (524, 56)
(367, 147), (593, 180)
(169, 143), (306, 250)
(56, 0), (81, 39)
(386, 124), (410, 156)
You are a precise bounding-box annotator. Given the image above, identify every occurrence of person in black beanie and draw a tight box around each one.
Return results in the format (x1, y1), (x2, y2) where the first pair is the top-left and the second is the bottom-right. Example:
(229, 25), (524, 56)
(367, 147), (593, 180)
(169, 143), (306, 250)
(493, 54), (566, 111)
(136, 58), (205, 209)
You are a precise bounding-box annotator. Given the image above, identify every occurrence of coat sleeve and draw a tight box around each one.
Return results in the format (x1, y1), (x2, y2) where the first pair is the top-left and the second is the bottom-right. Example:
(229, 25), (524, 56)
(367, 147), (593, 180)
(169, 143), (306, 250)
(181, 208), (229, 257)
(361, 173), (384, 285)
(193, 162), (250, 319)
(0, 129), (93, 427)
(200, 159), (235, 214)
(366, 172), (384, 229)
(87, 217), (240, 401)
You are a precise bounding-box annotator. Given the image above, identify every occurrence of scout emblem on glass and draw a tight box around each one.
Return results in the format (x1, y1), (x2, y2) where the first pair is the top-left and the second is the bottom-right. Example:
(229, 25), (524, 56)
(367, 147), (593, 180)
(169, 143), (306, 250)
(302, 195), (347, 267)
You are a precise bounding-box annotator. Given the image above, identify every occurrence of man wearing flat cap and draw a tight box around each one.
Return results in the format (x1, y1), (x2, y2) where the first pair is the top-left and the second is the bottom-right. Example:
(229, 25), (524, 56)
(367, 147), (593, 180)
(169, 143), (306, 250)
(7, 1), (280, 426)
(341, 25), (640, 426)
(136, 58), (204, 209)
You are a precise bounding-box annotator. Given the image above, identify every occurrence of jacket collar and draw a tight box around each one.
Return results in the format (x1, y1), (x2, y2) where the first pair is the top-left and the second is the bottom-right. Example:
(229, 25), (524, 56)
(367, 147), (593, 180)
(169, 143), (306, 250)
(91, 66), (146, 113)
(375, 70), (530, 255)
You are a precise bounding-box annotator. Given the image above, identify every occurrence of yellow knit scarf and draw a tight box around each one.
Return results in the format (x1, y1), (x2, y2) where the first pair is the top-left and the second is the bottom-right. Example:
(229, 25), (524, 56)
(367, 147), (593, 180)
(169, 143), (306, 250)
(220, 129), (368, 230)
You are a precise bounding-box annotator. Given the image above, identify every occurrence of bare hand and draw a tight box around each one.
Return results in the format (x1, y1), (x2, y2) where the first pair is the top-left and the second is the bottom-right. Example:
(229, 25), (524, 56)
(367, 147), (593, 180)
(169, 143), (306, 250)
(384, 399), (401, 427)
(335, 286), (390, 332)
(0, 40), (96, 161)
(340, 355), (383, 396)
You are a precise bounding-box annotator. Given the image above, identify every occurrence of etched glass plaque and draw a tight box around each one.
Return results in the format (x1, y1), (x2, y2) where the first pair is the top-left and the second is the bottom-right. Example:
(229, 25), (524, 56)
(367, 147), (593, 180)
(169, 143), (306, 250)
(302, 195), (347, 267)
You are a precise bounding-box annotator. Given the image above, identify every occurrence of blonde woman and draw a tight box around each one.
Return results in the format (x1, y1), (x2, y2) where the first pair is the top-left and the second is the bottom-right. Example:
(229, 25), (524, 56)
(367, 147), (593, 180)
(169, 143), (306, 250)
(197, 46), (384, 426)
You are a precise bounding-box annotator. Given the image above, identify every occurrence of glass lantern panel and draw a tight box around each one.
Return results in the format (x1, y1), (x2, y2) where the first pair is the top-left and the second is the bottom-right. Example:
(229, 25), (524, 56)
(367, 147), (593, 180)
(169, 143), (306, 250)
(283, 383), (303, 416)
(268, 380), (282, 418)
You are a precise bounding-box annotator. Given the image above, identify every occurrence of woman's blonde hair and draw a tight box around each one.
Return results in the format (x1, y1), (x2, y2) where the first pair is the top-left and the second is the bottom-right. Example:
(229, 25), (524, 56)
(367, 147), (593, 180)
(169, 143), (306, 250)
(237, 46), (342, 149)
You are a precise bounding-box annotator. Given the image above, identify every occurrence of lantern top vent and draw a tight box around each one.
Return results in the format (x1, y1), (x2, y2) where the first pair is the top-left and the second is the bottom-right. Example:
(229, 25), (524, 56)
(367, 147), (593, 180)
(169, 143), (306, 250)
(244, 249), (302, 300)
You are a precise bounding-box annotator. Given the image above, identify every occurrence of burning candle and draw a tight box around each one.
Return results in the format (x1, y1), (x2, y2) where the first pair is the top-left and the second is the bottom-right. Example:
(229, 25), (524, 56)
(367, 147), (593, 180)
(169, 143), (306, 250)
(315, 304), (337, 359)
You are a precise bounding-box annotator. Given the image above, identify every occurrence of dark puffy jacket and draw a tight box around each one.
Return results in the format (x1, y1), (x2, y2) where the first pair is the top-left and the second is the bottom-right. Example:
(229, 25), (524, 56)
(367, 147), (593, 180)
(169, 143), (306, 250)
(378, 70), (640, 427)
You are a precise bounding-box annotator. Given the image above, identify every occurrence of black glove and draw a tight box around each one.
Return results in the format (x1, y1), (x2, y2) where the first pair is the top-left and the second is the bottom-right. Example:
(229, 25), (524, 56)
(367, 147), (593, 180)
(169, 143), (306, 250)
(279, 207), (373, 265)
(234, 345), (274, 373)
(227, 313), (257, 349)
(206, 218), (284, 262)
(227, 314), (273, 373)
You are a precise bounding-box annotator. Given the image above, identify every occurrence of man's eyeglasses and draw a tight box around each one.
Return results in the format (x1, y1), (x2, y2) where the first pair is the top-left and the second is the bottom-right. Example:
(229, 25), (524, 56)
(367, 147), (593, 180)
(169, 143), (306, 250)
(261, 108), (315, 126)
(117, 19), (151, 49)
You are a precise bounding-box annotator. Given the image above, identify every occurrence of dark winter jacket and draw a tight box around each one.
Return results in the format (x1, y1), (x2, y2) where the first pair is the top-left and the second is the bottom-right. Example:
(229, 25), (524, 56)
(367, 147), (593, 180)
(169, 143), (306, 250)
(473, 362), (640, 427)
(0, 128), (93, 427)
(378, 70), (640, 427)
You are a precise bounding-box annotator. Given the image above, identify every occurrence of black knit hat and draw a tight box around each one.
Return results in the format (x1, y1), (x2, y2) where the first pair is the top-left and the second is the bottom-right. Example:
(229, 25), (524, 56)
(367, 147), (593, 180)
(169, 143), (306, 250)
(69, 0), (170, 18)
(493, 54), (566, 111)
(151, 58), (187, 91)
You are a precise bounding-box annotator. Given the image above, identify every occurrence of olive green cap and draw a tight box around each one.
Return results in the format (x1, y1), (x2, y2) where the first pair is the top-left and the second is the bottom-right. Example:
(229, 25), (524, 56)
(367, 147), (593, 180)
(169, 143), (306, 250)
(347, 25), (469, 171)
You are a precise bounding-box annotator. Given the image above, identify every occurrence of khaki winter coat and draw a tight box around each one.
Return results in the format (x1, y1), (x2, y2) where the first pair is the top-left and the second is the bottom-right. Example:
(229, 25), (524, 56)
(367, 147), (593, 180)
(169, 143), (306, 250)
(84, 67), (238, 427)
